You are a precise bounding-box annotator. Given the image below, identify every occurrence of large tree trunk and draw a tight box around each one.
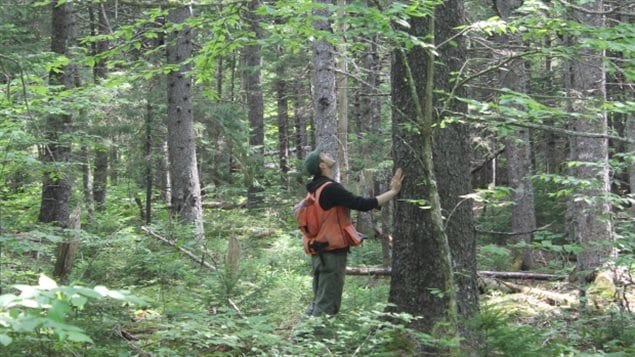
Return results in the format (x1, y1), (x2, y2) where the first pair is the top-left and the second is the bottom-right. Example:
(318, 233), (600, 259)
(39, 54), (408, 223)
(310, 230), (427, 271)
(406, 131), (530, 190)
(389, 0), (477, 351)
(166, 6), (204, 239)
(568, 0), (613, 298)
(242, 0), (265, 207)
(313, 0), (339, 178)
(496, 0), (537, 270)
(39, 0), (77, 227)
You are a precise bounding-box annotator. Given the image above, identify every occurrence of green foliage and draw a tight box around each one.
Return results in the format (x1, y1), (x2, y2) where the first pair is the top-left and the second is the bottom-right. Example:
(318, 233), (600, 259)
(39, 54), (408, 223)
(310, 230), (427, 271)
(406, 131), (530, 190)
(0, 275), (143, 348)
(478, 244), (512, 271)
(467, 306), (553, 356)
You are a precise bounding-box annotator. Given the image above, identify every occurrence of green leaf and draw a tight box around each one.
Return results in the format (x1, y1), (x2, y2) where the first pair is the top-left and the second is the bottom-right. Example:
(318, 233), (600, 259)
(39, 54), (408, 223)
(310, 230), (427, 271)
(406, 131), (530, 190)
(0, 334), (12, 346)
(70, 295), (88, 308)
(67, 331), (93, 343)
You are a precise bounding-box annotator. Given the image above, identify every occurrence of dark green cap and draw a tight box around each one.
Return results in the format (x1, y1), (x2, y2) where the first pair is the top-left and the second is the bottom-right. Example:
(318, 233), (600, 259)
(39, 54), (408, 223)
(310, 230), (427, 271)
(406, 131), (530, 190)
(304, 147), (322, 176)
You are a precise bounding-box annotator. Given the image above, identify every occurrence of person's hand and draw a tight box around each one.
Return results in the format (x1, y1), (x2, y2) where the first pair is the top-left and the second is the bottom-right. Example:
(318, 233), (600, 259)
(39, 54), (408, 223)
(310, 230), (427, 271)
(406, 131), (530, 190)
(390, 168), (404, 193)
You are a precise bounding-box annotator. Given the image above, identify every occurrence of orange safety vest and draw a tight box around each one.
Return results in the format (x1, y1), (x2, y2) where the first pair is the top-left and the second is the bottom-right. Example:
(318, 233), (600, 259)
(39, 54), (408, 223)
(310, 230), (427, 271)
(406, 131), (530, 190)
(303, 183), (363, 255)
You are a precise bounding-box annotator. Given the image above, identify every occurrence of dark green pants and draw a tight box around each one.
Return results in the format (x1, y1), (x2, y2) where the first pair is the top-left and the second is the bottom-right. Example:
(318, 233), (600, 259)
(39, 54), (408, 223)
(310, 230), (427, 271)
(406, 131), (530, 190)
(307, 249), (348, 316)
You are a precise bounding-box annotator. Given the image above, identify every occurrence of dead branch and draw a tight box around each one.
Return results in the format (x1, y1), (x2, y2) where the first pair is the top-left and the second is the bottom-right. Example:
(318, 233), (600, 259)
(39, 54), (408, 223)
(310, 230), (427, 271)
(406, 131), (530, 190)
(140, 226), (216, 271)
(201, 201), (246, 210)
(471, 146), (506, 174)
(476, 222), (555, 236)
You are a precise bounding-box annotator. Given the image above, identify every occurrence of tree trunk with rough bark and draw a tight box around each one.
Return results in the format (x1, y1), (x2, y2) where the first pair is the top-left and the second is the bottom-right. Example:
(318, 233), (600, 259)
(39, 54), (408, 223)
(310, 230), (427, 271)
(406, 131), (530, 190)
(568, 0), (613, 295)
(313, 0), (339, 178)
(629, 113), (635, 216)
(93, 147), (108, 210)
(242, 0), (265, 207)
(39, 0), (77, 227)
(495, 0), (537, 270)
(81, 145), (94, 215)
(91, 2), (111, 211)
(166, 6), (204, 239)
(53, 208), (81, 283)
(144, 100), (153, 224)
(389, 1), (478, 351)
(336, 0), (349, 183)
(276, 47), (290, 190)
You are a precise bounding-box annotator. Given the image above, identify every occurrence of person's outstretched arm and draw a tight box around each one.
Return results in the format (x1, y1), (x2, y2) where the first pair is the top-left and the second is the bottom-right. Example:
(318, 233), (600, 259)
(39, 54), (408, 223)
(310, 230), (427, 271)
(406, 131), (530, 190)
(376, 168), (404, 206)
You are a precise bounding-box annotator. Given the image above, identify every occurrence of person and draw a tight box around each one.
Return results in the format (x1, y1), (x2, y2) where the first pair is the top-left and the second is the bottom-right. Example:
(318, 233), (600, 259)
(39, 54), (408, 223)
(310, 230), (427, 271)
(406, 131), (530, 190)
(303, 146), (404, 316)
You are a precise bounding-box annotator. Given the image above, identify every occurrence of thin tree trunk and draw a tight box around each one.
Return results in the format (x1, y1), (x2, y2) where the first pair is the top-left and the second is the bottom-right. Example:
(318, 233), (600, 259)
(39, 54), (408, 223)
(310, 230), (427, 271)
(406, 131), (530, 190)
(109, 145), (118, 185)
(313, 0), (339, 178)
(336, 0), (349, 183)
(242, 0), (265, 207)
(276, 47), (290, 189)
(166, 6), (204, 239)
(93, 147), (108, 210)
(144, 100), (153, 224)
(629, 113), (635, 216)
(53, 208), (81, 283)
(81, 145), (94, 215)
(157, 140), (171, 203)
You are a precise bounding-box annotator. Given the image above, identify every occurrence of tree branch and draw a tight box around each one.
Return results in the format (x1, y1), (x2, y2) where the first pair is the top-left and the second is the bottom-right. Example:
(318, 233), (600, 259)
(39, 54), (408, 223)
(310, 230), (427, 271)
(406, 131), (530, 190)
(141, 226), (216, 270)
(476, 222), (555, 236)
(451, 111), (635, 144)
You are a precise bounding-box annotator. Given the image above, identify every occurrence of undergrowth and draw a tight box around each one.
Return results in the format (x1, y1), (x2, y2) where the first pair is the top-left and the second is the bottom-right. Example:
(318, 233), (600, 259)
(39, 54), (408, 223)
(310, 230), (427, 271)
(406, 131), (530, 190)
(1, 185), (635, 355)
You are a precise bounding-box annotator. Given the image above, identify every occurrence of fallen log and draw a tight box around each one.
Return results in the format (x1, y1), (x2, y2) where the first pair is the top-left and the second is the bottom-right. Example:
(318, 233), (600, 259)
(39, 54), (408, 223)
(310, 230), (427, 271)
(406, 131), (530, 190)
(478, 270), (566, 281)
(479, 278), (576, 305)
(345, 267), (566, 281)
(202, 201), (246, 210)
(141, 226), (216, 271)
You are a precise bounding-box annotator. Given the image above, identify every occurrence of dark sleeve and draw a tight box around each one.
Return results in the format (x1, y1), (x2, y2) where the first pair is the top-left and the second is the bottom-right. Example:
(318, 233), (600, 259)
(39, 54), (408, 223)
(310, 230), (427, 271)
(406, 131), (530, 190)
(319, 182), (379, 211)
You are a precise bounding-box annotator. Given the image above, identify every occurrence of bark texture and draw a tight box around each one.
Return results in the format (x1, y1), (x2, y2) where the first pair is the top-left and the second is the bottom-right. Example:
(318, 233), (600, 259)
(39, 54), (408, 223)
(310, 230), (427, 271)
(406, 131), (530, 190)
(90, 2), (111, 211)
(166, 6), (204, 239)
(629, 114), (635, 216)
(93, 147), (108, 209)
(389, 0), (478, 346)
(312, 0), (339, 177)
(53, 208), (80, 283)
(242, 0), (265, 207)
(336, 0), (349, 181)
(568, 0), (613, 283)
(39, 0), (77, 227)
(275, 47), (290, 189)
(496, 0), (537, 270)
